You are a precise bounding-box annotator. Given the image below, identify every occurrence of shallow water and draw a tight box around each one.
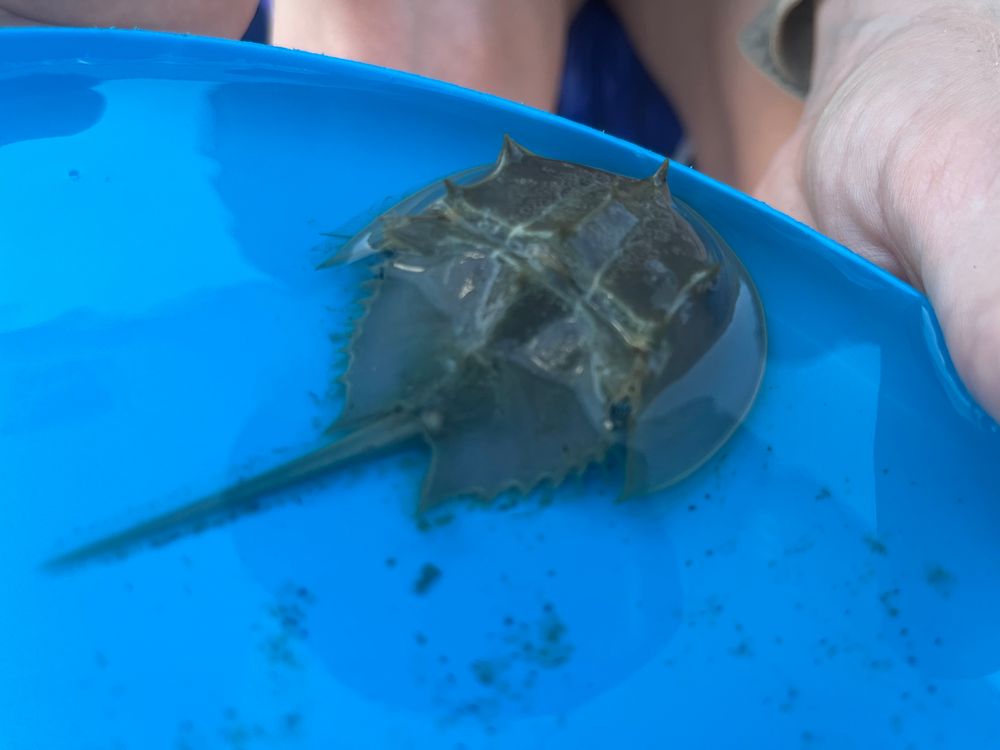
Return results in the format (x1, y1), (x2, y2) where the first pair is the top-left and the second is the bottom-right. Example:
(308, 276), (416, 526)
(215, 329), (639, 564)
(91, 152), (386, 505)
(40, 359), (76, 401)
(2, 30), (999, 750)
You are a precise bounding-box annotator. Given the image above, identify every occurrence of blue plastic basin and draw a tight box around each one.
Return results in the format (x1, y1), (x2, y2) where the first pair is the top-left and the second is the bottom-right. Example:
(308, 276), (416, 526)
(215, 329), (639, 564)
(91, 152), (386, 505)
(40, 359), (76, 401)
(1, 28), (998, 750)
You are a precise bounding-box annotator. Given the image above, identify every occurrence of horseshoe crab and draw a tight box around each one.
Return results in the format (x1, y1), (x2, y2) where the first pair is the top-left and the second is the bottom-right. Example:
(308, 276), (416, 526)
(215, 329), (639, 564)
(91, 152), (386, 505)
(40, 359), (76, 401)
(48, 136), (766, 568)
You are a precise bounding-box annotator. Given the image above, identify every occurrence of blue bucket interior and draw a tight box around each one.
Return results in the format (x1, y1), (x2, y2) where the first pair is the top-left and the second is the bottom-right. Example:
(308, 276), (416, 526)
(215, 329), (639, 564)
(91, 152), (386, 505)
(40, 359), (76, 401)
(1, 29), (999, 749)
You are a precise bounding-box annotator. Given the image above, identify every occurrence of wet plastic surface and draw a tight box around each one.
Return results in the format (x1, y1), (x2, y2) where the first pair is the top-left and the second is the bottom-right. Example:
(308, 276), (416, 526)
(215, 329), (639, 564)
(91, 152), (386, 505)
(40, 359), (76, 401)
(1, 29), (999, 750)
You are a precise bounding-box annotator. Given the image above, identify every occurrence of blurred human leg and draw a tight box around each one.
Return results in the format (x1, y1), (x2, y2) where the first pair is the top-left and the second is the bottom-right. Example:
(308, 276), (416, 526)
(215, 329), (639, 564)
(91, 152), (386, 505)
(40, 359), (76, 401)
(609, 0), (803, 189)
(271, 0), (584, 111)
(0, 0), (258, 38)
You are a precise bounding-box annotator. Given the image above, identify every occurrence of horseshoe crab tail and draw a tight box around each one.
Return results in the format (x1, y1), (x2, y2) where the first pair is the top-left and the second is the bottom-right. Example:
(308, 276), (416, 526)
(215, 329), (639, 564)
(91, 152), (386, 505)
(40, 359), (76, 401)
(44, 414), (420, 572)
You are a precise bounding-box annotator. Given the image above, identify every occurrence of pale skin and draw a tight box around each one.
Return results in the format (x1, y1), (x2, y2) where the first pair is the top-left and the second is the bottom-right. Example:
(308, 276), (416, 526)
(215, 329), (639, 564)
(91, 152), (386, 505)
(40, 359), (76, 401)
(3, 0), (999, 420)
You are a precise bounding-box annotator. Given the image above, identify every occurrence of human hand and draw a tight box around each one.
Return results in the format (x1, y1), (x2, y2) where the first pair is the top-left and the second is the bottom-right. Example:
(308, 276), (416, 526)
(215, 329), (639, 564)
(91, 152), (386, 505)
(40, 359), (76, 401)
(755, 0), (1000, 420)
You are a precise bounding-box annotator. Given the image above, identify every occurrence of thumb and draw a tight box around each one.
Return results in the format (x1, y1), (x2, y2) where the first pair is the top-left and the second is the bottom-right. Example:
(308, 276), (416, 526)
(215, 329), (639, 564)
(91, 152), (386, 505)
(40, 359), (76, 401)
(751, 135), (815, 229)
(920, 213), (1000, 421)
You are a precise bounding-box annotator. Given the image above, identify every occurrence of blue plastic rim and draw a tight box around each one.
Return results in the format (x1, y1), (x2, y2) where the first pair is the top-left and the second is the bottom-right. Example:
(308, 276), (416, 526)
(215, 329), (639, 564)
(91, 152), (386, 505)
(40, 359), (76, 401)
(1, 28), (999, 750)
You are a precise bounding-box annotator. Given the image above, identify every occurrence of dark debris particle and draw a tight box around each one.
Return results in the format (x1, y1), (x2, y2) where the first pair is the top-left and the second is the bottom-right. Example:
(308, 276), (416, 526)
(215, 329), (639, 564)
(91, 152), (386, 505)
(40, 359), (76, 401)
(261, 585), (315, 667)
(535, 609), (573, 666)
(471, 660), (498, 686)
(879, 589), (901, 618)
(68, 169), (80, 180)
(220, 719), (267, 748)
(543, 619), (565, 644)
(385, 557), (397, 568)
(779, 686), (800, 713)
(925, 564), (956, 596)
(863, 536), (888, 555)
(413, 563), (442, 595)
(730, 639), (752, 658)
(283, 713), (302, 735)
(415, 632), (428, 646)
(891, 714), (904, 734)
(815, 487), (832, 500)
(263, 634), (300, 668)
